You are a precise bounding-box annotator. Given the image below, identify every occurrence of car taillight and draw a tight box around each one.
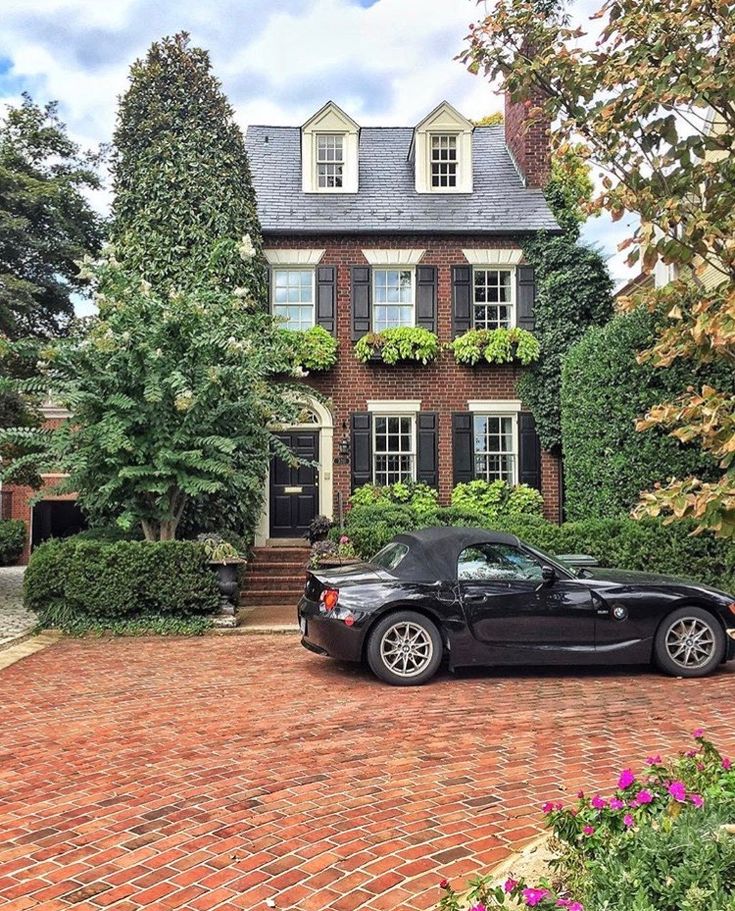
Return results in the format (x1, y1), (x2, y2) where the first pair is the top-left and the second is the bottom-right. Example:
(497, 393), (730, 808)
(728, 602), (735, 616)
(320, 588), (339, 611)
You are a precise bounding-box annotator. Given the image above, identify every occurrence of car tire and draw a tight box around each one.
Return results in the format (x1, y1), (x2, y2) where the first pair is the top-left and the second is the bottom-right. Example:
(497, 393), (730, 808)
(654, 606), (726, 678)
(366, 610), (443, 686)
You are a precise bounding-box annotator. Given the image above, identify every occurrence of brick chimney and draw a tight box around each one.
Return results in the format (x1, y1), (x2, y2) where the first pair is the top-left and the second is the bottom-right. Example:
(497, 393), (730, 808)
(504, 84), (551, 188)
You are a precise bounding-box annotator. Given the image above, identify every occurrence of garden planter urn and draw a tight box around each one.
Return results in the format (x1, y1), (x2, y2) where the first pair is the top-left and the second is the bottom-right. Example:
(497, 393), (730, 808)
(210, 558), (246, 628)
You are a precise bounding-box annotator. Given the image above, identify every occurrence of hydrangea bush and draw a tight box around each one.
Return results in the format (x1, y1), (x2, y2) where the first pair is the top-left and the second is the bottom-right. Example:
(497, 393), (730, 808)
(436, 733), (735, 911)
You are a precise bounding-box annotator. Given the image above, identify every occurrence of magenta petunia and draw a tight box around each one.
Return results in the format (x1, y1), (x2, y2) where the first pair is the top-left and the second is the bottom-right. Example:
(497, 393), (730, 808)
(618, 769), (636, 789)
(591, 795), (607, 810)
(523, 887), (550, 907)
(668, 781), (687, 802)
(692, 728), (704, 739)
(623, 813), (634, 827)
(723, 757), (732, 771)
(469, 905), (487, 911)
(636, 789), (653, 805)
(504, 878), (518, 894)
(556, 902), (584, 911)
(542, 801), (556, 814)
(685, 749), (698, 758)
(609, 797), (625, 810)
(583, 825), (595, 836)
(690, 794), (704, 808)
(645, 754), (662, 766)
(439, 879), (450, 890)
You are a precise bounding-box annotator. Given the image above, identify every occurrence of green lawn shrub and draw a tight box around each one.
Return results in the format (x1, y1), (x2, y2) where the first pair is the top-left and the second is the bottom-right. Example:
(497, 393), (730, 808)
(0, 519), (26, 565)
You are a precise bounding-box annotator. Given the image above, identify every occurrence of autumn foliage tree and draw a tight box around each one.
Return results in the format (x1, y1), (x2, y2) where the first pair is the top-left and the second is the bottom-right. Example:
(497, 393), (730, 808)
(463, 0), (735, 536)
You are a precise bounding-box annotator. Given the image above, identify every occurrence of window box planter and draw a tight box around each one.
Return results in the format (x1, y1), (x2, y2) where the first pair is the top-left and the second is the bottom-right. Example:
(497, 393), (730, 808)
(279, 326), (338, 373)
(451, 328), (540, 366)
(354, 328), (440, 366)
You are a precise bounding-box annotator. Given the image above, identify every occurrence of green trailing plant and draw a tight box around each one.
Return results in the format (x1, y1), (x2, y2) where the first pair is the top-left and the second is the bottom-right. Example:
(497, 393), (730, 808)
(451, 480), (544, 520)
(196, 533), (242, 563)
(279, 326), (338, 373)
(354, 328), (439, 365)
(0, 519), (26, 565)
(350, 482), (439, 517)
(450, 328), (540, 366)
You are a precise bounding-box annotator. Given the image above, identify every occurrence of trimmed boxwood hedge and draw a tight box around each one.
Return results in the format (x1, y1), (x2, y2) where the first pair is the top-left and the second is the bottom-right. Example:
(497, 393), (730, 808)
(340, 505), (735, 593)
(0, 519), (26, 565)
(25, 537), (220, 630)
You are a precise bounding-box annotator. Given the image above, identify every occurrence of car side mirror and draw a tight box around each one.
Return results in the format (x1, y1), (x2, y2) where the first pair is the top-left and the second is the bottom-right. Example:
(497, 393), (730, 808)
(536, 566), (556, 591)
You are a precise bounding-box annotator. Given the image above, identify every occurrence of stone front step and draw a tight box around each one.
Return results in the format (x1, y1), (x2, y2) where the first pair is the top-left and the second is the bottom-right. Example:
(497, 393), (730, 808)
(245, 562), (308, 576)
(249, 547), (309, 565)
(241, 592), (303, 607)
(244, 572), (307, 586)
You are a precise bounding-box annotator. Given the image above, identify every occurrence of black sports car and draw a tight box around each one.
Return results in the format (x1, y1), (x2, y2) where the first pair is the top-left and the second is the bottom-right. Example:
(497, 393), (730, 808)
(298, 526), (735, 686)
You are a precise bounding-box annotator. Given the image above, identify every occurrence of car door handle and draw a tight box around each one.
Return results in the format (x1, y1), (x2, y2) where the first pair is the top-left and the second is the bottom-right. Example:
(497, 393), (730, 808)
(464, 593), (488, 604)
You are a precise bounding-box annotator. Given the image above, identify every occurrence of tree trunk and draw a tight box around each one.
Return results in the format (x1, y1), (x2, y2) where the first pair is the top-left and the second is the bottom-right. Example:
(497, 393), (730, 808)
(139, 489), (187, 541)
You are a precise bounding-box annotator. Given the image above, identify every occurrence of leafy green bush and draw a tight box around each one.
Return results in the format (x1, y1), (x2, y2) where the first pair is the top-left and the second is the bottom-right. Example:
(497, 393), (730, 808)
(0, 519), (26, 565)
(350, 482), (439, 517)
(25, 537), (219, 630)
(354, 327), (439, 365)
(561, 307), (735, 520)
(450, 328), (540, 366)
(451, 480), (544, 520)
(279, 326), (338, 372)
(343, 503), (420, 558)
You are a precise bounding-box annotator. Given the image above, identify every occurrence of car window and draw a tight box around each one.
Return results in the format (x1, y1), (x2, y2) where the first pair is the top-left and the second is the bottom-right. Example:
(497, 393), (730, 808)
(371, 542), (409, 571)
(458, 543), (543, 582)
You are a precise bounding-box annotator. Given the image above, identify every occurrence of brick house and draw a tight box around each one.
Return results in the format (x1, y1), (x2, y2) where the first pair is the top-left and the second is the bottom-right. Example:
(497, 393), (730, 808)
(244, 96), (562, 545)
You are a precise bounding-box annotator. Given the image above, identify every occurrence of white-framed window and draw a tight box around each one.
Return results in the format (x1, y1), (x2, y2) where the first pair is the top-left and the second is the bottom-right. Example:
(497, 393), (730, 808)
(473, 268), (514, 329)
(430, 134), (459, 188)
(272, 268), (315, 331)
(473, 413), (517, 484)
(373, 414), (416, 485)
(316, 134), (344, 189)
(373, 268), (414, 330)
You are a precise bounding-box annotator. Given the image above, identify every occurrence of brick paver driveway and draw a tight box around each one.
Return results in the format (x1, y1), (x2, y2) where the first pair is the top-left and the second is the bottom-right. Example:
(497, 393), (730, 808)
(2, 635), (735, 911)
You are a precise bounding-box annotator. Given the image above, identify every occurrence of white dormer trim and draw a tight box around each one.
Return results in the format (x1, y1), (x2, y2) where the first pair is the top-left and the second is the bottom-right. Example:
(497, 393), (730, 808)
(412, 101), (473, 195)
(301, 101), (359, 194)
(362, 249), (426, 266)
(462, 249), (524, 266)
(264, 249), (325, 266)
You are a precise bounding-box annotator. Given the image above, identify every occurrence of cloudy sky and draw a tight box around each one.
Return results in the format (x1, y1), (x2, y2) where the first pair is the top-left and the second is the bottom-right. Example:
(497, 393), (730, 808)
(0, 0), (636, 292)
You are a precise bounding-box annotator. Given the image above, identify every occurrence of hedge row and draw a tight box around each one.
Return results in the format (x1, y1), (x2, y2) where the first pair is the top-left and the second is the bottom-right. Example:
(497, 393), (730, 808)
(25, 538), (220, 629)
(341, 504), (735, 592)
(0, 519), (26, 565)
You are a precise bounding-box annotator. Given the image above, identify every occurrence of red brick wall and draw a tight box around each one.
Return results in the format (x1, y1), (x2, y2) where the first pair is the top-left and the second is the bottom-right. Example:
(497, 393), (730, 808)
(267, 233), (562, 522)
(504, 89), (551, 189)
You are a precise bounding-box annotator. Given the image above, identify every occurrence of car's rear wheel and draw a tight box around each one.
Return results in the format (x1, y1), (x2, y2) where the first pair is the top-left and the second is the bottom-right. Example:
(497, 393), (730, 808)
(366, 610), (443, 686)
(654, 606), (725, 677)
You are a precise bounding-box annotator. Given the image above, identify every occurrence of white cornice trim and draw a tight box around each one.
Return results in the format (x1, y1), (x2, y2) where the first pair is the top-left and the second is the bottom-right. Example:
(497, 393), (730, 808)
(462, 249), (523, 266)
(467, 399), (522, 413)
(362, 249), (426, 266)
(264, 249), (325, 266)
(367, 400), (422, 414)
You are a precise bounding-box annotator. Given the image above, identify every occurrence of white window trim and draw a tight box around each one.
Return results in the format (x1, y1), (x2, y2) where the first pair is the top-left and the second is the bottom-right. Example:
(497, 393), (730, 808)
(270, 267), (316, 331)
(362, 249), (425, 266)
(471, 410), (520, 486)
(467, 399), (522, 413)
(462, 249), (523, 266)
(371, 266), (416, 331)
(371, 412), (418, 485)
(367, 400), (422, 414)
(314, 133), (346, 190)
(264, 249), (325, 266)
(428, 132), (461, 192)
(471, 265), (517, 330)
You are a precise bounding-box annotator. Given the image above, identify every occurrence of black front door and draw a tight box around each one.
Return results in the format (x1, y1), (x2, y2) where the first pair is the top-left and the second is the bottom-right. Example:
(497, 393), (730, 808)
(269, 431), (319, 538)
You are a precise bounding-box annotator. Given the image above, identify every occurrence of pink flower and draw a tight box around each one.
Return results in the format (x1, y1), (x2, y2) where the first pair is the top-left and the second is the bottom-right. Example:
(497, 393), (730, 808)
(692, 728), (704, 739)
(623, 813), (634, 828)
(339, 535), (350, 545)
(469, 905), (487, 911)
(504, 878), (518, 894)
(523, 888), (550, 907)
(690, 794), (704, 808)
(583, 825), (595, 836)
(646, 755), (662, 766)
(577, 790), (585, 799)
(609, 797), (625, 810)
(439, 879), (450, 890)
(636, 789), (653, 805)
(668, 781), (687, 802)
(685, 749), (698, 758)
(542, 801), (556, 814)
(591, 795), (607, 810)
(618, 769), (636, 789)
(723, 757), (732, 771)
(556, 902), (585, 911)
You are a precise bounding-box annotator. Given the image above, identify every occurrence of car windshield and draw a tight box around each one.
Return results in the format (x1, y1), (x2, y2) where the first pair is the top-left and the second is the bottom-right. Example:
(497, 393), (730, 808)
(371, 542), (409, 572)
(523, 543), (580, 578)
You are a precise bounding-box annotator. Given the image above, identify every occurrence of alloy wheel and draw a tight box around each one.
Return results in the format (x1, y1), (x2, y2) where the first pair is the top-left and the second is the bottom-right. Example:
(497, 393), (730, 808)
(380, 621), (434, 678)
(664, 617), (717, 670)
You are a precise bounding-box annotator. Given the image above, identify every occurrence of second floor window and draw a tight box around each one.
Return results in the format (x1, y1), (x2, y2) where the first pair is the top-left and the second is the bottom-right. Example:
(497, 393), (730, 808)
(272, 269), (314, 331)
(373, 268), (414, 331)
(316, 134), (344, 188)
(374, 415), (415, 485)
(430, 135), (458, 188)
(473, 414), (516, 484)
(473, 268), (513, 329)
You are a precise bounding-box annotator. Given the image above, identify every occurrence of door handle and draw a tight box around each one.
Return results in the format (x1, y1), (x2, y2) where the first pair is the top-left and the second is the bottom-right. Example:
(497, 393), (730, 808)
(464, 593), (488, 604)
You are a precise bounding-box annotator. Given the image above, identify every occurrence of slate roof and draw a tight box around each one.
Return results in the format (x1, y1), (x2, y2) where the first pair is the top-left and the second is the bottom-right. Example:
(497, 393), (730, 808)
(244, 124), (560, 235)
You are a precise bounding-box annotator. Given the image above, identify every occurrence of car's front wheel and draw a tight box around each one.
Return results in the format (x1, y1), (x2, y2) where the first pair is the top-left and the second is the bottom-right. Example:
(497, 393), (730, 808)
(366, 610), (443, 686)
(654, 606), (725, 677)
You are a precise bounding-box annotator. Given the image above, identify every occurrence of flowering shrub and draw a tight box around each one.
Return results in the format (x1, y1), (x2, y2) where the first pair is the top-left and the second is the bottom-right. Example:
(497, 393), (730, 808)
(354, 327), (439, 365)
(436, 732), (735, 911)
(451, 328), (540, 366)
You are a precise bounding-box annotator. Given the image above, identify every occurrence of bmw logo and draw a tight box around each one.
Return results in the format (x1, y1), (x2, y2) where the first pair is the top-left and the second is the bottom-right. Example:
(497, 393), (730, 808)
(613, 605), (628, 621)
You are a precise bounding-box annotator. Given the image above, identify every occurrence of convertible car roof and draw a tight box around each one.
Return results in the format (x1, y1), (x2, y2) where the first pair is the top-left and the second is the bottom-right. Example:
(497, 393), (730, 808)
(389, 527), (520, 582)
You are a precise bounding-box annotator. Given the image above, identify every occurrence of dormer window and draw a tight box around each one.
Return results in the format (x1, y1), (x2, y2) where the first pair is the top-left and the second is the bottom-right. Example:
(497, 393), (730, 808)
(430, 135), (458, 188)
(316, 134), (344, 188)
(301, 102), (359, 193)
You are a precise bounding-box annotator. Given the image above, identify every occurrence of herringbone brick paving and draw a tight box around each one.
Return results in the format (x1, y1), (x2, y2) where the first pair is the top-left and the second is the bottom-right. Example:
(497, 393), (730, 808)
(2, 635), (735, 910)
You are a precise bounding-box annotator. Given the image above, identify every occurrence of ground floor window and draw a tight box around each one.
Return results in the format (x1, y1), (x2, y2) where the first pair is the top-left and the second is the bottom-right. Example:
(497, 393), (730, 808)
(473, 414), (517, 483)
(373, 415), (415, 485)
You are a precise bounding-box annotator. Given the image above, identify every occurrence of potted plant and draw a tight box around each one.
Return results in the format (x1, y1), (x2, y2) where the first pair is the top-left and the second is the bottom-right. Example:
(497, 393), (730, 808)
(450, 327), (540, 366)
(304, 514), (334, 545)
(309, 535), (361, 568)
(197, 533), (246, 627)
(354, 327), (440, 365)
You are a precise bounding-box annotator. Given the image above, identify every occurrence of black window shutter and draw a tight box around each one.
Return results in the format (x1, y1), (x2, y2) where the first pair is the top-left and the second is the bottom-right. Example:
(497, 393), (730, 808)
(316, 266), (336, 335)
(351, 266), (371, 340)
(416, 412), (438, 488)
(415, 266), (437, 333)
(452, 413), (474, 485)
(266, 266), (273, 312)
(351, 413), (372, 490)
(518, 411), (542, 490)
(516, 265), (536, 331)
(452, 266), (472, 337)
